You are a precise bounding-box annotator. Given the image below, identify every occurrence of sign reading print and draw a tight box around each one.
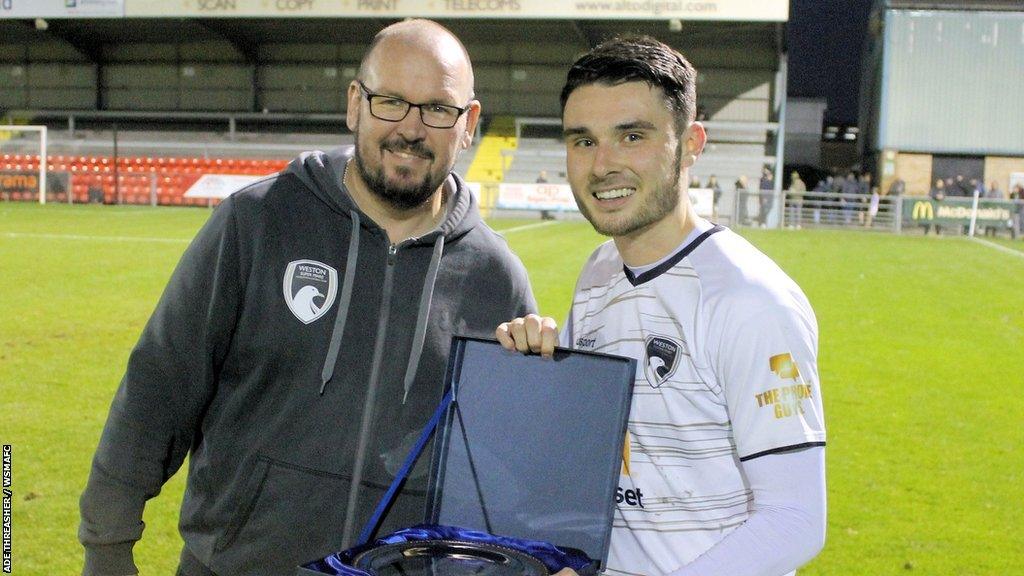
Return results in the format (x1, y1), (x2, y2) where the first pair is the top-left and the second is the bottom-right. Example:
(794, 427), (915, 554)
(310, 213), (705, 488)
(283, 260), (338, 324)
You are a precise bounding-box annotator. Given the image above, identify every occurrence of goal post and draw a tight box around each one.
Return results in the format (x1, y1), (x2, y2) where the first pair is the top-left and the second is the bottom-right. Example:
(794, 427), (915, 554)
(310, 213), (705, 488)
(0, 125), (49, 204)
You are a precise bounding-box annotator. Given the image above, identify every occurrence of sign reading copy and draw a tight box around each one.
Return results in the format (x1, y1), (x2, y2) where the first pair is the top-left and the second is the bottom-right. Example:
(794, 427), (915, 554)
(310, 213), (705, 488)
(0, 0), (123, 17)
(124, 0), (787, 20)
(497, 183), (577, 212)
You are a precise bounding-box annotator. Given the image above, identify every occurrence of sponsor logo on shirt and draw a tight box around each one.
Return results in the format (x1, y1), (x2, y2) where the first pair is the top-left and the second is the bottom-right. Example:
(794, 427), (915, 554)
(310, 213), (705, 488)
(644, 335), (685, 388)
(575, 336), (596, 349)
(283, 259), (338, 324)
(615, 485), (646, 508)
(769, 352), (800, 380)
(617, 432), (646, 508)
(756, 354), (813, 419)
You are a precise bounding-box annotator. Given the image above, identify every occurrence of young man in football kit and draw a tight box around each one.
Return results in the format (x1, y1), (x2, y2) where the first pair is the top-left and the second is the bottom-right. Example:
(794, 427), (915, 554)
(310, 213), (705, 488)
(497, 36), (827, 576)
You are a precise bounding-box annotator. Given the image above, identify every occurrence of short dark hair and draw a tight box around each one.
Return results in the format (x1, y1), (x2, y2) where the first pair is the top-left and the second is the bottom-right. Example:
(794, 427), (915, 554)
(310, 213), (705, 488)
(560, 35), (697, 130)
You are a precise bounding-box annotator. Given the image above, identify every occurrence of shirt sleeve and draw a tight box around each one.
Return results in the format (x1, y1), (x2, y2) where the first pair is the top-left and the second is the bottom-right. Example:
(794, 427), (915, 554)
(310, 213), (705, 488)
(79, 198), (245, 575)
(713, 290), (825, 461)
(558, 306), (574, 348)
(668, 446), (827, 576)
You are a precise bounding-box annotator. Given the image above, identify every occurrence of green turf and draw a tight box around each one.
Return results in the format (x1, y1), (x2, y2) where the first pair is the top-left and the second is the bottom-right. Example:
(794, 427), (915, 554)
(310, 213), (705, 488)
(1, 203), (1022, 575)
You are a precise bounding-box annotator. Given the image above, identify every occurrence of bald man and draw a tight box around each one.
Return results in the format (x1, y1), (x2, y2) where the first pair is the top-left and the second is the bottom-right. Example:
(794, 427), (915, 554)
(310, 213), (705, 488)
(79, 20), (536, 576)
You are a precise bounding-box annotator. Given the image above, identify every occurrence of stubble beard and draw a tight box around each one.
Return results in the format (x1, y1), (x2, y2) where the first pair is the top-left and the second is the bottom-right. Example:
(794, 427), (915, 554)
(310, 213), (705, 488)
(576, 143), (684, 238)
(353, 128), (451, 211)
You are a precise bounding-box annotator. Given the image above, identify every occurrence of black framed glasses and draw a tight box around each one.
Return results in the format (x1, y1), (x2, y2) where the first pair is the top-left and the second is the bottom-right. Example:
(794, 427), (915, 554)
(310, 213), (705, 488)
(357, 81), (470, 129)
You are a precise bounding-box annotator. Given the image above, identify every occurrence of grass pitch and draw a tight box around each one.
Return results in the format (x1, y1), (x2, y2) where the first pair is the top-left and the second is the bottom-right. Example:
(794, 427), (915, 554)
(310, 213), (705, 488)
(1, 203), (1022, 575)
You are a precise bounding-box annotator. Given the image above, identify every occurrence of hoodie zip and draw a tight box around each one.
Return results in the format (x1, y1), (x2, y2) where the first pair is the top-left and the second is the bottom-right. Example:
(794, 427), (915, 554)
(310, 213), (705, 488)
(337, 232), (447, 548)
(340, 241), (398, 549)
(300, 149), (460, 547)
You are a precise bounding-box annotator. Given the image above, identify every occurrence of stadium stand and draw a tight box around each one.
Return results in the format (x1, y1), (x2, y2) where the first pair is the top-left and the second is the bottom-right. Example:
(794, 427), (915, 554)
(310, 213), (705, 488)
(1, 15), (788, 223)
(1, 151), (289, 206)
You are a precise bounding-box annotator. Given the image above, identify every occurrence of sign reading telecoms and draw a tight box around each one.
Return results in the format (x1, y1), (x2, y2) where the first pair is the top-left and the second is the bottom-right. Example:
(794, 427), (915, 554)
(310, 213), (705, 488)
(124, 0), (787, 20)
(0, 0), (124, 17)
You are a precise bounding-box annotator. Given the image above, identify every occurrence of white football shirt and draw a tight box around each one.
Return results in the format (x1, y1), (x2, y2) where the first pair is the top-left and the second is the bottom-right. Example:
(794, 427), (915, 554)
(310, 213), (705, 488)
(561, 219), (826, 575)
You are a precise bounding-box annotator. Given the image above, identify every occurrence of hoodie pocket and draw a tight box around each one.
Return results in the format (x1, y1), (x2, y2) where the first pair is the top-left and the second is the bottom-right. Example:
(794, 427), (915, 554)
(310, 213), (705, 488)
(213, 455), (353, 575)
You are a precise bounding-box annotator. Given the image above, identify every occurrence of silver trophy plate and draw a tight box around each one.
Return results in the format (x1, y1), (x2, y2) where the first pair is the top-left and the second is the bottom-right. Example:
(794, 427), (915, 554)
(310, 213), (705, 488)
(351, 539), (549, 576)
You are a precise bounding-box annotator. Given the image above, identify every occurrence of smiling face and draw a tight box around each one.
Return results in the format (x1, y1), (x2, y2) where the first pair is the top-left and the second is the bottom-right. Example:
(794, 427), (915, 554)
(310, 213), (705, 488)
(346, 28), (480, 211)
(563, 81), (703, 239)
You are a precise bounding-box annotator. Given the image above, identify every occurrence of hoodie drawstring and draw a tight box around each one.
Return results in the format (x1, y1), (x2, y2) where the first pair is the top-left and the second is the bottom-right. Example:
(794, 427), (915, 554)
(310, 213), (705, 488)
(319, 210), (361, 395)
(401, 234), (445, 403)
(336, 231), (447, 548)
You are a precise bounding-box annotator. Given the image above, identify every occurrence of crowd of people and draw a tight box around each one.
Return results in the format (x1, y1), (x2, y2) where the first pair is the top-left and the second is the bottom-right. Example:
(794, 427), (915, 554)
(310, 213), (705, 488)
(700, 168), (880, 228)
(696, 168), (1024, 236)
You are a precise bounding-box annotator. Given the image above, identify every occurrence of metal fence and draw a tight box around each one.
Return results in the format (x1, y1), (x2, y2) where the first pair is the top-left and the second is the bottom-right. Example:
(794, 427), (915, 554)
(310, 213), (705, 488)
(726, 190), (1023, 239)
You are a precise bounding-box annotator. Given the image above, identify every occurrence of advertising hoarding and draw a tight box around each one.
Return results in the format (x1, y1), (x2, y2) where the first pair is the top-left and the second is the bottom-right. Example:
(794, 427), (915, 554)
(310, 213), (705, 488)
(123, 0), (787, 20)
(0, 0), (123, 18)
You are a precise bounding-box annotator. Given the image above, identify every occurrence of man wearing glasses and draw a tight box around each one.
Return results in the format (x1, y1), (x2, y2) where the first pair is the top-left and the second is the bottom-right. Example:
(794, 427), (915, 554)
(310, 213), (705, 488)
(79, 20), (536, 576)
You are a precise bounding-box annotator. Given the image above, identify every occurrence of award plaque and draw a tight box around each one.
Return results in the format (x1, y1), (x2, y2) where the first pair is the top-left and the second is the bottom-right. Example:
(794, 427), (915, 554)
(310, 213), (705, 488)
(351, 540), (548, 576)
(300, 337), (636, 576)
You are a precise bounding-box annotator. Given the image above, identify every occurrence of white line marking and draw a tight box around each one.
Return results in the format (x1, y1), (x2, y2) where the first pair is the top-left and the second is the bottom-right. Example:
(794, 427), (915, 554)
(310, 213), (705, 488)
(2, 232), (189, 244)
(5, 220), (563, 243)
(496, 220), (561, 235)
(969, 236), (1024, 259)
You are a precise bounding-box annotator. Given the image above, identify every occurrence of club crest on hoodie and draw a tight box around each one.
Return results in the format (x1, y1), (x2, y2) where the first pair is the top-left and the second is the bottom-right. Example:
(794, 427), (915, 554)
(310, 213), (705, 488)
(283, 259), (338, 324)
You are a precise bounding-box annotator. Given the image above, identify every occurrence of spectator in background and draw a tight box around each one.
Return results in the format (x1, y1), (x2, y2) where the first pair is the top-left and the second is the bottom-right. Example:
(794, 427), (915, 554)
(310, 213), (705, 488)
(690, 175), (702, 189)
(926, 178), (946, 235)
(970, 178), (986, 198)
(736, 175), (750, 225)
(979, 181), (1006, 237)
(810, 176), (832, 225)
(1011, 184), (1024, 239)
(828, 173), (844, 224)
(865, 185), (881, 228)
(985, 180), (1003, 199)
(857, 173), (872, 224)
(787, 170), (806, 229)
(536, 170), (556, 219)
(953, 175), (970, 197)
(840, 172), (859, 225)
(887, 177), (906, 197)
(707, 175), (722, 219)
(756, 166), (774, 228)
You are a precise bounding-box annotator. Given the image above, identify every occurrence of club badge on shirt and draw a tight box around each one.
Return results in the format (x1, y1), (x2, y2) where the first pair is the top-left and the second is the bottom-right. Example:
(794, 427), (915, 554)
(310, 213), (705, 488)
(644, 335), (686, 388)
(283, 259), (338, 324)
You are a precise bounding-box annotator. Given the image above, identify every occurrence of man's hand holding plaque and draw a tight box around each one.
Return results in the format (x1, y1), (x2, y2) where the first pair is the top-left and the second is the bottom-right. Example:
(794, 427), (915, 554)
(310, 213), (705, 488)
(495, 314), (559, 358)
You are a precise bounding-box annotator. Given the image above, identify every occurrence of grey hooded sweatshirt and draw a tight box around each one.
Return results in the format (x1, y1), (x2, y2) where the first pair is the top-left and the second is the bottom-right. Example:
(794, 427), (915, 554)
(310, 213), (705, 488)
(79, 147), (537, 576)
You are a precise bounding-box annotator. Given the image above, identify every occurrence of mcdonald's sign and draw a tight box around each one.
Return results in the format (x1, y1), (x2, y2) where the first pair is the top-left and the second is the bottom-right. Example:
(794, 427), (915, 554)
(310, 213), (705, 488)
(911, 201), (935, 221)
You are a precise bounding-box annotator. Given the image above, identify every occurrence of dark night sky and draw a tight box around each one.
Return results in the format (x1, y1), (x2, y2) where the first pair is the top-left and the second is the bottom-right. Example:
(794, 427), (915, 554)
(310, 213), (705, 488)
(787, 0), (875, 125)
